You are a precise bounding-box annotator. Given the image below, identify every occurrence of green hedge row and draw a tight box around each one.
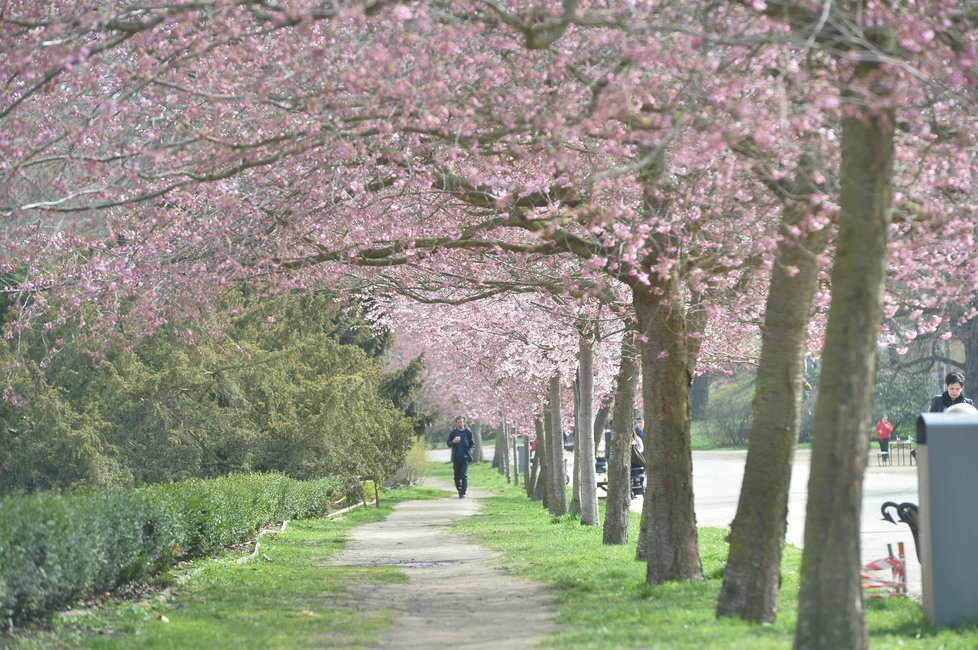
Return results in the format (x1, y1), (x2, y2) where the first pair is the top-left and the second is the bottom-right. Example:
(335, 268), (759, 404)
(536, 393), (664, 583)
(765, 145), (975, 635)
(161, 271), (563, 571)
(0, 473), (341, 629)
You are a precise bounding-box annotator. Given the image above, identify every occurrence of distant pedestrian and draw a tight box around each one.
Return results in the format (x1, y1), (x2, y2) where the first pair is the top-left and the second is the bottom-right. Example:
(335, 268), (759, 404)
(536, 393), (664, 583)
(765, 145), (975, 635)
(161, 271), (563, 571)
(634, 417), (645, 442)
(875, 415), (893, 455)
(447, 416), (475, 499)
(929, 371), (974, 413)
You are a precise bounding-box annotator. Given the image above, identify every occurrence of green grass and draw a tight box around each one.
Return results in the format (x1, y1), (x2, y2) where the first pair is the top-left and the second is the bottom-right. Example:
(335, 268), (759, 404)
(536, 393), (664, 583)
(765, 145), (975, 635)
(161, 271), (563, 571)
(690, 420), (724, 450)
(6, 486), (448, 650)
(11, 465), (978, 649)
(437, 462), (978, 649)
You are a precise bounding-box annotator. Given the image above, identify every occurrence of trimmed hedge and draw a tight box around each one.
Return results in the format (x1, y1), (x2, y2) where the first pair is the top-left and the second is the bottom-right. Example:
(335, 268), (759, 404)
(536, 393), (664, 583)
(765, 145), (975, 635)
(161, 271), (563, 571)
(0, 473), (340, 629)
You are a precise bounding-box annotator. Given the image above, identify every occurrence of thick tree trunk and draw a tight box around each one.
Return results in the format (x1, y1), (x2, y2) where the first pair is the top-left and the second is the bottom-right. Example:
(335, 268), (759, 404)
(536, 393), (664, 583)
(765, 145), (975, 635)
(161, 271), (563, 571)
(547, 375), (568, 515)
(578, 336), (599, 526)
(604, 331), (639, 544)
(794, 67), (893, 650)
(718, 153), (831, 623)
(634, 282), (703, 583)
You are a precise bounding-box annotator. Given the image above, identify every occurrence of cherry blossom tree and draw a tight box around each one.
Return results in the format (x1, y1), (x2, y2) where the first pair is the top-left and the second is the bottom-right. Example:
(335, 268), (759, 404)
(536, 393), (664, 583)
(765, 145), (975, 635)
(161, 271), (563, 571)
(5, 7), (978, 645)
(1, 0), (788, 586)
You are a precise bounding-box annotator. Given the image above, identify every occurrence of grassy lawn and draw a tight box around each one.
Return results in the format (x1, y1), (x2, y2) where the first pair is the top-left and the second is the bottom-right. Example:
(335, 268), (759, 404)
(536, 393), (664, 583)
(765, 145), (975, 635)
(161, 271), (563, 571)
(6, 486), (447, 650)
(439, 461), (978, 649)
(10, 464), (978, 649)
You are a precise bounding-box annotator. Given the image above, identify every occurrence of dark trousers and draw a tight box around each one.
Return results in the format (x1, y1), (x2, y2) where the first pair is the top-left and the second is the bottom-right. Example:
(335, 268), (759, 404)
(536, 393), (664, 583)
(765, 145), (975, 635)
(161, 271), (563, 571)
(879, 438), (890, 453)
(452, 459), (470, 495)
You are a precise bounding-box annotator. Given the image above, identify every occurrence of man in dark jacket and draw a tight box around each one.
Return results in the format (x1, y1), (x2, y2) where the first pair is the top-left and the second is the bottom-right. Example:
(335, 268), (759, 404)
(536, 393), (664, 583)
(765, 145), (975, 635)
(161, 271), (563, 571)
(929, 371), (974, 412)
(447, 416), (475, 498)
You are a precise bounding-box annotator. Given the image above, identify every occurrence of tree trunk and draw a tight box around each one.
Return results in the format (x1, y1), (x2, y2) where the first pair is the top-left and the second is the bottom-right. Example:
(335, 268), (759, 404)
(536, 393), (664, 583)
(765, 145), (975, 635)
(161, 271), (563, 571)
(473, 418), (485, 463)
(794, 64), (894, 650)
(958, 313), (978, 400)
(604, 331), (639, 544)
(569, 374), (583, 516)
(548, 373), (568, 516)
(593, 404), (611, 452)
(690, 373), (710, 421)
(492, 425), (503, 471)
(541, 406), (554, 508)
(513, 433), (519, 487)
(718, 152), (831, 623)
(578, 335), (599, 526)
(501, 420), (511, 482)
(634, 282), (703, 583)
(530, 416), (545, 500)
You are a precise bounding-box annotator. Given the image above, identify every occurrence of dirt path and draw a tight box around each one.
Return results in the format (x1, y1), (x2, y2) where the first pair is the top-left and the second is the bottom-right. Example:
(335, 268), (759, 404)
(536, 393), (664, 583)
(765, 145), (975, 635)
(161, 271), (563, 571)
(330, 476), (562, 649)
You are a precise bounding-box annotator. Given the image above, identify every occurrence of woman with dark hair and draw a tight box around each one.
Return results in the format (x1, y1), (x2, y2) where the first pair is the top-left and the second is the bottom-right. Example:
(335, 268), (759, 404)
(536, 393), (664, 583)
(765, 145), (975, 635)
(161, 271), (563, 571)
(929, 371), (974, 412)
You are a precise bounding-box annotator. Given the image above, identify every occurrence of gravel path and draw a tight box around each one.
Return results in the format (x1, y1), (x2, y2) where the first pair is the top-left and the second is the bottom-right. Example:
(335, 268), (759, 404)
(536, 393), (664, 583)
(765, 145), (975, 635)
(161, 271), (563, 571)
(330, 476), (562, 649)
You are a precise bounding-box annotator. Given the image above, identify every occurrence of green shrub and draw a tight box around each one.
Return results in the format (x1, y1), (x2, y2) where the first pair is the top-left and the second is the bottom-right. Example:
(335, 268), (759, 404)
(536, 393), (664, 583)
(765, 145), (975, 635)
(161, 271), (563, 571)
(0, 473), (341, 630)
(0, 492), (89, 627)
(387, 438), (428, 488)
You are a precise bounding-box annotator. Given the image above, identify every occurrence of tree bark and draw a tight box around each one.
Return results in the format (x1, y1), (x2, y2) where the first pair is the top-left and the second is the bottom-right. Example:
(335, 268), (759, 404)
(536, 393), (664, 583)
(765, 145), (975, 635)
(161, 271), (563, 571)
(473, 418), (485, 463)
(794, 62), (894, 650)
(501, 420), (511, 482)
(492, 424), (503, 471)
(593, 403), (610, 451)
(547, 373), (568, 515)
(634, 281), (703, 583)
(690, 373), (710, 421)
(604, 331), (639, 544)
(541, 406), (554, 508)
(513, 432), (519, 487)
(578, 335), (599, 526)
(569, 374), (583, 516)
(957, 313), (978, 400)
(718, 152), (831, 623)
(530, 416), (545, 500)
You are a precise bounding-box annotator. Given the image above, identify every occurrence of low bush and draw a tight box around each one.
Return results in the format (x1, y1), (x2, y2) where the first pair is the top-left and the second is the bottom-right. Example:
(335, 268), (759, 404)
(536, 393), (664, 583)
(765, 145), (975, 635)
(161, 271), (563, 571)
(0, 473), (340, 630)
(386, 438), (429, 488)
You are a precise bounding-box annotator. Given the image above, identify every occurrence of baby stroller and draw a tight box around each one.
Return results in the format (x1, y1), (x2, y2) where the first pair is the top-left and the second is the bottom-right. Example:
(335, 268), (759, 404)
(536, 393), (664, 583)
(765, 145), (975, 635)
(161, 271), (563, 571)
(630, 465), (646, 498)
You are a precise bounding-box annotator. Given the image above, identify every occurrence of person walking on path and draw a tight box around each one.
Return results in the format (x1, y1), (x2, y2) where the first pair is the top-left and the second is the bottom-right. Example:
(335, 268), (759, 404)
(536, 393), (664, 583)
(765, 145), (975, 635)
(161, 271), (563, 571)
(447, 416), (475, 499)
(875, 415), (893, 456)
(929, 371), (974, 412)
